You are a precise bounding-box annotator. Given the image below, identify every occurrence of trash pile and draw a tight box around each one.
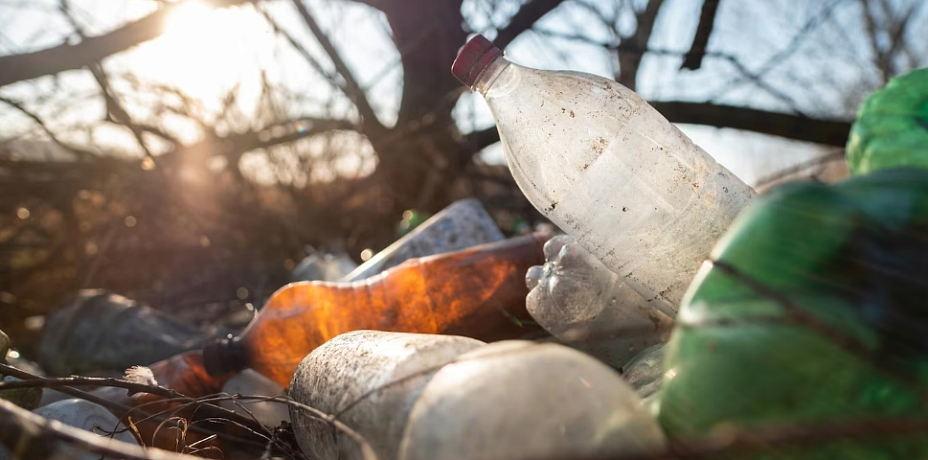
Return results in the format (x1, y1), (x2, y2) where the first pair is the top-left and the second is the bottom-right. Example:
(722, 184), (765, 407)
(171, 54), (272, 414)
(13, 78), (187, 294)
(1, 37), (927, 460)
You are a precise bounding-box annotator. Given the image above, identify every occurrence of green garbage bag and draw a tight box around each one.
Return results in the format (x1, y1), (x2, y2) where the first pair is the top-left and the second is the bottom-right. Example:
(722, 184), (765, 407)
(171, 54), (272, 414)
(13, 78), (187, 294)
(659, 167), (928, 460)
(846, 68), (928, 175)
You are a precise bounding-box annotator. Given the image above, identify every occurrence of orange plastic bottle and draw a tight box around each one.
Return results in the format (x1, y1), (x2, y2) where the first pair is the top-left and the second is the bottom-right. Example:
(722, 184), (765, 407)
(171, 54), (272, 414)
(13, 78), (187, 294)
(193, 233), (549, 387)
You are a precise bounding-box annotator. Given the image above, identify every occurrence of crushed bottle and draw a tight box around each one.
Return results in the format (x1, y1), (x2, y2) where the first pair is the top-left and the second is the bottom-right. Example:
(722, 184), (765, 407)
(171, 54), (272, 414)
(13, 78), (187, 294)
(453, 35), (756, 310)
(289, 331), (485, 460)
(526, 235), (674, 369)
(399, 341), (665, 460)
(202, 233), (547, 387)
(342, 198), (504, 282)
(39, 290), (207, 376)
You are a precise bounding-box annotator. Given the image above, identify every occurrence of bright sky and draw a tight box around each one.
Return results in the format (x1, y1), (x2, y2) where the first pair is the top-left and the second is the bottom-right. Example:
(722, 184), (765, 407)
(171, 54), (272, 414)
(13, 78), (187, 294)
(0, 0), (924, 185)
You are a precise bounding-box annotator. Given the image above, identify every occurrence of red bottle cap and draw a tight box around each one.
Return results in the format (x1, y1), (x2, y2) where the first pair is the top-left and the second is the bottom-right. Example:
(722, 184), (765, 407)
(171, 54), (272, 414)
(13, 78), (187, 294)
(452, 35), (502, 88)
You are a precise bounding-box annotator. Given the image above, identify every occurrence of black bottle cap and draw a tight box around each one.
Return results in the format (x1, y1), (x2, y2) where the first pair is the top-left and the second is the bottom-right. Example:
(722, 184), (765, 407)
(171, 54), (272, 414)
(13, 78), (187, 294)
(202, 336), (247, 376)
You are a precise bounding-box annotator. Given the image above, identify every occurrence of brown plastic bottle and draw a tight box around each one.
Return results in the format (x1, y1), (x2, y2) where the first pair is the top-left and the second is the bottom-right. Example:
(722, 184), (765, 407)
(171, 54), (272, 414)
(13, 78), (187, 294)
(192, 233), (549, 388)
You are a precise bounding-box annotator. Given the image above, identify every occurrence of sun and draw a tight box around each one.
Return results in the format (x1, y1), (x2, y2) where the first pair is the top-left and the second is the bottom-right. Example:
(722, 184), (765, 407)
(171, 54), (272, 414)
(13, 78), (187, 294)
(164, 1), (214, 39)
(125, 0), (272, 111)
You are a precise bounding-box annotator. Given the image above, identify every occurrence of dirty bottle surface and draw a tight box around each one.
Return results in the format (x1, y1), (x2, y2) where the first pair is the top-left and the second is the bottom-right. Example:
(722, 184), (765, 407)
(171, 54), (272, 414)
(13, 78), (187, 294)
(289, 331), (485, 460)
(453, 35), (755, 310)
(399, 341), (665, 460)
(203, 233), (548, 387)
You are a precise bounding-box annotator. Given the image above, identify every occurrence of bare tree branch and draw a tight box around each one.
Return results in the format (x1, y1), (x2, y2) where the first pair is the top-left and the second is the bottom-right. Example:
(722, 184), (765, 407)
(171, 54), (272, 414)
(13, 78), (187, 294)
(290, 0), (385, 133)
(616, 0), (666, 90)
(681, 0), (721, 70)
(465, 101), (851, 151)
(496, 0), (568, 49)
(709, 0), (848, 103)
(0, 0), (256, 88)
(87, 63), (158, 162)
(648, 101), (850, 146)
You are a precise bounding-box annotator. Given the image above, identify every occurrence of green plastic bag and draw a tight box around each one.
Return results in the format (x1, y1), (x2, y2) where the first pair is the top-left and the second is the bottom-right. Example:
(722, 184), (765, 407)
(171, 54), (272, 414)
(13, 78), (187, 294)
(659, 168), (928, 460)
(846, 68), (928, 175)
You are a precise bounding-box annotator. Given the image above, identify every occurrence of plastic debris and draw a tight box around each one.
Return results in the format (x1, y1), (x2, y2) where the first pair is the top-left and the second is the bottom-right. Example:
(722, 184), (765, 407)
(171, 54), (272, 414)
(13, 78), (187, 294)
(846, 68), (928, 175)
(453, 35), (755, 310)
(342, 198), (504, 282)
(219, 369), (290, 428)
(526, 235), (674, 369)
(202, 234), (547, 387)
(289, 331), (485, 460)
(0, 376), (41, 410)
(621, 343), (666, 400)
(291, 248), (358, 283)
(399, 341), (666, 460)
(39, 290), (207, 376)
(28, 399), (138, 460)
(659, 168), (928, 459)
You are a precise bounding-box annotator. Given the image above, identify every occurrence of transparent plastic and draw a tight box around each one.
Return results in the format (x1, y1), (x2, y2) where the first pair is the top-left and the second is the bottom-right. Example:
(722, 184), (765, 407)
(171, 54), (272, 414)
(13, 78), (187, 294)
(526, 235), (674, 368)
(470, 49), (756, 310)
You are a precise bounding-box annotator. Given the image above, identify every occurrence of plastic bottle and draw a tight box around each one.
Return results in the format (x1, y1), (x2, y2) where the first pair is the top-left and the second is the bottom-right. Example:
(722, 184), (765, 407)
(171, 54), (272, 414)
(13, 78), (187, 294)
(621, 342), (666, 400)
(30, 399), (138, 460)
(398, 341), (665, 460)
(202, 233), (548, 387)
(39, 290), (207, 376)
(452, 35), (756, 310)
(0, 398), (146, 460)
(289, 331), (485, 460)
(342, 198), (504, 282)
(219, 369), (290, 428)
(526, 235), (674, 369)
(291, 249), (358, 283)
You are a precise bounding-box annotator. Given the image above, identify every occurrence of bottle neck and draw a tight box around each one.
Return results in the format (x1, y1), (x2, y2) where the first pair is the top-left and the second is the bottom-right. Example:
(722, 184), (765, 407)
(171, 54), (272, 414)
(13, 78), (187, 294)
(202, 336), (248, 376)
(474, 54), (510, 96)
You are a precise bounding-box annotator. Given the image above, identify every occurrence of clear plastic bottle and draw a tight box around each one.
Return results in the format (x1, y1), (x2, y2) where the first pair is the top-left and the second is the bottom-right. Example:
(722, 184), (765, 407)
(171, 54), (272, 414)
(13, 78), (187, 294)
(525, 235), (674, 369)
(453, 36), (756, 309)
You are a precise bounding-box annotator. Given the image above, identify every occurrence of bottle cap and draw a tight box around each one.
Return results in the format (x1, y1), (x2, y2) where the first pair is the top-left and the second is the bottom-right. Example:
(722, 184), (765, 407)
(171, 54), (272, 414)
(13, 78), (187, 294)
(202, 336), (247, 376)
(452, 35), (502, 88)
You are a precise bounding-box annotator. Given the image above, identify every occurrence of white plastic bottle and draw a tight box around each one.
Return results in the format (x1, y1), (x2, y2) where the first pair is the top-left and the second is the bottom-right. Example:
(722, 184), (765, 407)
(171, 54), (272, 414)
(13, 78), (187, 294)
(288, 331), (486, 460)
(453, 36), (756, 310)
(399, 341), (665, 460)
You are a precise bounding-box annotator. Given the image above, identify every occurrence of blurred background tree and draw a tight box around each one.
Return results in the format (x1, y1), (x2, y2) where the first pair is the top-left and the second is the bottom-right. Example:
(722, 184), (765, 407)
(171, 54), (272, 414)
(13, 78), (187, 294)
(0, 0), (925, 354)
